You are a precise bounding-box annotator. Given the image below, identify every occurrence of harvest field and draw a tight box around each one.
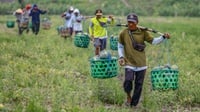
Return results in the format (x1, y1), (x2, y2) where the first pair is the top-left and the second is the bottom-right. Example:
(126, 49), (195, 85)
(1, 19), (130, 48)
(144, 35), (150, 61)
(0, 15), (200, 111)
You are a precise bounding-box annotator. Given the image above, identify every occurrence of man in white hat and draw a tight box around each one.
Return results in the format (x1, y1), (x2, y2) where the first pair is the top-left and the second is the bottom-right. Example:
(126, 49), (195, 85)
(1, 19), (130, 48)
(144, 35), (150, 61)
(61, 6), (74, 37)
(71, 8), (84, 35)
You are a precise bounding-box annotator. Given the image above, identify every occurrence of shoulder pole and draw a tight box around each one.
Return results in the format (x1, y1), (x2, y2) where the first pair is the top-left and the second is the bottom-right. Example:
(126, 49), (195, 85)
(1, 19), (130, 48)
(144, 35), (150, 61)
(116, 24), (164, 36)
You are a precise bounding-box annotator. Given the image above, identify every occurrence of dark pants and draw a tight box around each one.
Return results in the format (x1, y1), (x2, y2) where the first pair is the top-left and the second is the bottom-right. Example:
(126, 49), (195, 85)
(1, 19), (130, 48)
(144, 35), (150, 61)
(32, 22), (40, 35)
(69, 27), (73, 36)
(123, 68), (146, 106)
(16, 20), (21, 35)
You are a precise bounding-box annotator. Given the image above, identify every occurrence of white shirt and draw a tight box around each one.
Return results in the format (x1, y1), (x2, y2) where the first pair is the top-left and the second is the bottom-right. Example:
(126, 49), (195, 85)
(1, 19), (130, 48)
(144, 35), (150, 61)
(64, 11), (73, 28)
(72, 14), (84, 31)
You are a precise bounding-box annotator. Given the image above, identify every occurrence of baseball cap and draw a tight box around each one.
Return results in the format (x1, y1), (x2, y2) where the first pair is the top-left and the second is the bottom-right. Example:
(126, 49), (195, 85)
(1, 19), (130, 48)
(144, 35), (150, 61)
(95, 9), (103, 16)
(16, 8), (23, 13)
(33, 4), (37, 8)
(127, 13), (138, 23)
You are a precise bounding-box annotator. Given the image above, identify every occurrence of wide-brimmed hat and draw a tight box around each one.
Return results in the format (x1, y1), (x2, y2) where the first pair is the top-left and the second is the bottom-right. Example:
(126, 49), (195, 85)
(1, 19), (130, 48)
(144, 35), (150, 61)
(127, 13), (138, 23)
(15, 8), (23, 13)
(95, 9), (103, 16)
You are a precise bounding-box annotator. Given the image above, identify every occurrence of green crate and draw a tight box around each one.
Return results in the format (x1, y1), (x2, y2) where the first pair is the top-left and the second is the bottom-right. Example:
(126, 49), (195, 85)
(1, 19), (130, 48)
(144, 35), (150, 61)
(90, 57), (118, 79)
(6, 21), (15, 28)
(110, 36), (118, 50)
(151, 68), (179, 90)
(74, 33), (90, 48)
(29, 22), (32, 28)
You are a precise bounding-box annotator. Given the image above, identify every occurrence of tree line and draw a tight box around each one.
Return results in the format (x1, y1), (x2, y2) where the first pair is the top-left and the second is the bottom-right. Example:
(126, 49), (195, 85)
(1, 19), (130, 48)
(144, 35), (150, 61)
(0, 0), (199, 17)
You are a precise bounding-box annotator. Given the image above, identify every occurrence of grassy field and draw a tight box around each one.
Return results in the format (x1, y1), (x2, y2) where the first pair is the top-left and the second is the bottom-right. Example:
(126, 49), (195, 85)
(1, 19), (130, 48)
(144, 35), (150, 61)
(0, 15), (200, 112)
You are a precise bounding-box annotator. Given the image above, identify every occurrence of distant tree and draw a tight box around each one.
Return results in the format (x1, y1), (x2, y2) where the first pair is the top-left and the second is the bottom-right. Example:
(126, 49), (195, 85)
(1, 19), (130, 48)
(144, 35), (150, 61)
(18, 0), (24, 8)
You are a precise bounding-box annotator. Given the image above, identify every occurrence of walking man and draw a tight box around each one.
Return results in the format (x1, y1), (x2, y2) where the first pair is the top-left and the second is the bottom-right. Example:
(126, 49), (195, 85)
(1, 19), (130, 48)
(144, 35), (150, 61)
(118, 13), (170, 107)
(89, 9), (114, 55)
(29, 4), (47, 35)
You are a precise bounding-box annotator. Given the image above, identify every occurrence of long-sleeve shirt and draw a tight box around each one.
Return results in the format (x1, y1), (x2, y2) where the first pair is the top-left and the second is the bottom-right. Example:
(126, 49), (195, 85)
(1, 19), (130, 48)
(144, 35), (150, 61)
(118, 27), (165, 71)
(71, 14), (84, 31)
(29, 9), (46, 23)
(62, 11), (74, 28)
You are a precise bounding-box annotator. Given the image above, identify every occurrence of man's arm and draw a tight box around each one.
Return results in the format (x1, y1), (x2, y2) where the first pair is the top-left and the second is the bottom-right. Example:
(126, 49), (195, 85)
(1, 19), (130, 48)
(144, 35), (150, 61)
(152, 36), (165, 45)
(118, 43), (124, 58)
(39, 9), (47, 14)
(88, 22), (94, 38)
(152, 33), (170, 45)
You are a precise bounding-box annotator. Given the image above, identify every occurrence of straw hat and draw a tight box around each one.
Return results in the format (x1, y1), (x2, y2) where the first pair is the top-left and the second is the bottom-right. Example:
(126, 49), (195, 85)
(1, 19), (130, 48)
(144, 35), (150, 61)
(16, 8), (23, 13)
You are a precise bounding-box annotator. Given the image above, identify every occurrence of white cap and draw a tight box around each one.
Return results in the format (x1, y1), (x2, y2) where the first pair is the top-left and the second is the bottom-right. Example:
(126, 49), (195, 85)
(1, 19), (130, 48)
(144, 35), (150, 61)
(74, 8), (79, 13)
(69, 6), (74, 11)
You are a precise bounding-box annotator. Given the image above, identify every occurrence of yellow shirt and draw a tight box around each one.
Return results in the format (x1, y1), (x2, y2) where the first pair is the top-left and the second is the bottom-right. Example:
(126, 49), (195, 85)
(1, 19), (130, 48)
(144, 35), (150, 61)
(89, 17), (114, 38)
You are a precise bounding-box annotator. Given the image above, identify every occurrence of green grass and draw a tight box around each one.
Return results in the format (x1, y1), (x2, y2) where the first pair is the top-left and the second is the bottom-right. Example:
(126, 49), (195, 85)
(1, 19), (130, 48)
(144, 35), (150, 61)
(0, 15), (200, 112)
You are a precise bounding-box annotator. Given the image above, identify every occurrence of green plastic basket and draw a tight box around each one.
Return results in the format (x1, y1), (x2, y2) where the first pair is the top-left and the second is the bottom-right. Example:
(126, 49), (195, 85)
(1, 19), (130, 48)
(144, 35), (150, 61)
(90, 57), (118, 79)
(151, 68), (179, 90)
(74, 33), (90, 48)
(6, 21), (15, 28)
(110, 36), (118, 50)
(29, 22), (32, 28)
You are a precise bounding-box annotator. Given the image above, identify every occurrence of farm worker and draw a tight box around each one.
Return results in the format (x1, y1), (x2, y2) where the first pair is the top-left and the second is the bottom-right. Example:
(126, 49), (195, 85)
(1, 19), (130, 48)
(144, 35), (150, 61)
(23, 4), (31, 19)
(13, 8), (23, 27)
(29, 4), (47, 35)
(88, 9), (114, 55)
(20, 4), (32, 33)
(61, 6), (74, 37)
(13, 8), (23, 34)
(71, 8), (85, 35)
(118, 13), (170, 108)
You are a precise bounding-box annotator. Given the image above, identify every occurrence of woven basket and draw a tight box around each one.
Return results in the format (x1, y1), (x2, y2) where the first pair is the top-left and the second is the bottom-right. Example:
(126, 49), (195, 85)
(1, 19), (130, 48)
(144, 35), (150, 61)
(29, 22), (32, 28)
(110, 36), (118, 50)
(90, 57), (118, 79)
(42, 22), (51, 30)
(42, 17), (51, 30)
(74, 33), (90, 48)
(151, 68), (179, 90)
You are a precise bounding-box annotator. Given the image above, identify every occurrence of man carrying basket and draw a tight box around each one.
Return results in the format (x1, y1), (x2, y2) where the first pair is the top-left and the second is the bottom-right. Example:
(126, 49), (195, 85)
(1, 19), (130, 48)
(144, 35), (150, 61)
(118, 13), (170, 108)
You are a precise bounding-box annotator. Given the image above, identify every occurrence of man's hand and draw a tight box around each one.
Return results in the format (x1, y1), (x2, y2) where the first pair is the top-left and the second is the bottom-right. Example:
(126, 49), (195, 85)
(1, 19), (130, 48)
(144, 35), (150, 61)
(90, 35), (94, 41)
(108, 15), (114, 20)
(118, 57), (125, 66)
(163, 33), (170, 39)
